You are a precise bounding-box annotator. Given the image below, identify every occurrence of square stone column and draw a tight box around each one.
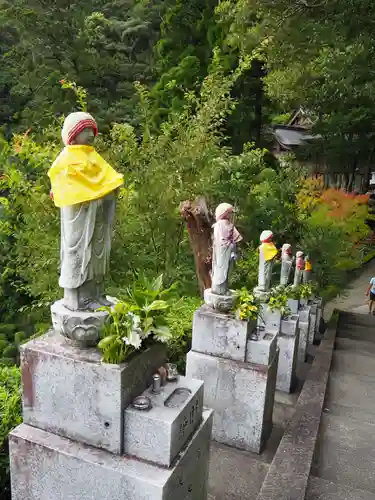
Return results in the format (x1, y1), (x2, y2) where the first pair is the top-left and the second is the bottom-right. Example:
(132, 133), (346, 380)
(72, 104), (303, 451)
(308, 302), (318, 345)
(276, 315), (300, 393)
(186, 305), (278, 454)
(298, 306), (311, 364)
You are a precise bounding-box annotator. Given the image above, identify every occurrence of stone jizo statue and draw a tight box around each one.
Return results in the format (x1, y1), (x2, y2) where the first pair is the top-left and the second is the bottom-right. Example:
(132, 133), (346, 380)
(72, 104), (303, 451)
(256, 230), (278, 293)
(49, 112), (124, 345)
(280, 243), (293, 286)
(303, 255), (312, 283)
(211, 203), (243, 296)
(293, 251), (305, 286)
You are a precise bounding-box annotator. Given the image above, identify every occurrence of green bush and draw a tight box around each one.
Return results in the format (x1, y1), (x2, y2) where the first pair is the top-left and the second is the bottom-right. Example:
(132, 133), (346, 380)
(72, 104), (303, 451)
(0, 366), (22, 497)
(166, 296), (202, 373)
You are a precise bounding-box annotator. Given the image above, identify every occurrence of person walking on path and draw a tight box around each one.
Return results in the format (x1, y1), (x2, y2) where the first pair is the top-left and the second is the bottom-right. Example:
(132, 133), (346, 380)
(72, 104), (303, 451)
(366, 277), (375, 314)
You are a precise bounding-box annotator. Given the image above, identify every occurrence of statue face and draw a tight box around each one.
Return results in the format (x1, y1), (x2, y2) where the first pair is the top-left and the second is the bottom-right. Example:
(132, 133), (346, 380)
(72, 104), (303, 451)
(72, 127), (95, 146)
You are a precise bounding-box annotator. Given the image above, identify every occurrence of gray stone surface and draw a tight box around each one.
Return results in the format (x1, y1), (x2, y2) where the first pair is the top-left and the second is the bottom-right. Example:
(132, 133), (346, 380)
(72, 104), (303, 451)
(287, 299), (300, 314)
(246, 333), (278, 366)
(312, 413), (375, 493)
(51, 298), (109, 347)
(306, 477), (374, 500)
(204, 288), (234, 313)
(298, 305), (311, 323)
(308, 312), (317, 345)
(280, 316), (299, 336)
(20, 330), (166, 454)
(191, 305), (256, 362)
(256, 325), (336, 500)
(276, 322), (299, 393)
(10, 411), (213, 500)
(208, 442), (269, 500)
(186, 349), (278, 454)
(258, 305), (281, 335)
(124, 376), (203, 467)
(298, 320), (309, 365)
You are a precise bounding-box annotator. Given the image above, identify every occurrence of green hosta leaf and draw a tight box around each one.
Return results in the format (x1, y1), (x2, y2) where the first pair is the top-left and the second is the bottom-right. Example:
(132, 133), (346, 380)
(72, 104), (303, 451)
(152, 274), (164, 292)
(98, 335), (117, 350)
(146, 300), (169, 312)
(142, 316), (154, 331)
(153, 326), (172, 343)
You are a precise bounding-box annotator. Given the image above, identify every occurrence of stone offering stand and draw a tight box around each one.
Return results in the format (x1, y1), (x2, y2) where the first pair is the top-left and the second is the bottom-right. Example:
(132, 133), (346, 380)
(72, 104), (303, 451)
(187, 305), (279, 454)
(9, 331), (213, 500)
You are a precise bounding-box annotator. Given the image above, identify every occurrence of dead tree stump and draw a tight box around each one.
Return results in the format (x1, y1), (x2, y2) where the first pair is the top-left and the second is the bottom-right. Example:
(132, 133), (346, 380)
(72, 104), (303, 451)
(180, 197), (213, 296)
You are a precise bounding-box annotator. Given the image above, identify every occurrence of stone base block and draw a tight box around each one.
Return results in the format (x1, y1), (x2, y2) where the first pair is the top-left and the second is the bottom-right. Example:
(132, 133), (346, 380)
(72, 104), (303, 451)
(10, 413), (213, 500)
(191, 305), (256, 362)
(308, 310), (317, 345)
(51, 299), (109, 347)
(287, 299), (300, 314)
(20, 330), (166, 454)
(246, 332), (278, 366)
(124, 376), (204, 467)
(204, 288), (234, 313)
(298, 321), (310, 365)
(276, 320), (299, 393)
(298, 305), (311, 323)
(281, 316), (299, 336)
(186, 349), (278, 454)
(258, 304), (281, 335)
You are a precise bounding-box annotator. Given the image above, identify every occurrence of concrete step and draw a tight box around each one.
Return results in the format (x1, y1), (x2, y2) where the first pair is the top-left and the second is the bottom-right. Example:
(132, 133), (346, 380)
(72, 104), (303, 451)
(326, 370), (375, 414)
(336, 324), (375, 342)
(311, 413), (375, 493)
(338, 311), (375, 329)
(331, 346), (375, 375)
(335, 337), (375, 356)
(322, 403), (375, 427)
(208, 442), (269, 500)
(306, 476), (373, 500)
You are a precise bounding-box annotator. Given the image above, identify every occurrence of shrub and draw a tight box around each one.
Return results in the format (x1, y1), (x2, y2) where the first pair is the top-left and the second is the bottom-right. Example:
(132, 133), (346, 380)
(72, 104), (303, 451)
(0, 366), (22, 497)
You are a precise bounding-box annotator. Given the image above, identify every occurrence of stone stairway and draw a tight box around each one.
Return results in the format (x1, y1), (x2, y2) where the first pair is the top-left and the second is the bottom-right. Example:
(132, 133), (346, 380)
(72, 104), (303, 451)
(306, 312), (375, 499)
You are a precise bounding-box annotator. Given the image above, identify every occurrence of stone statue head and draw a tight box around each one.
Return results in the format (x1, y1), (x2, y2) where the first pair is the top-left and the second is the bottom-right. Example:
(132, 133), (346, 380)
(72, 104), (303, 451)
(281, 243), (292, 257)
(62, 112), (98, 146)
(215, 203), (234, 222)
(260, 230), (273, 243)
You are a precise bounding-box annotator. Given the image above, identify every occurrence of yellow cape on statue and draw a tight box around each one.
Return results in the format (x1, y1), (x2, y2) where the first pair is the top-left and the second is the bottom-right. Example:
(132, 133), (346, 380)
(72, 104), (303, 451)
(48, 145), (124, 208)
(261, 242), (278, 262)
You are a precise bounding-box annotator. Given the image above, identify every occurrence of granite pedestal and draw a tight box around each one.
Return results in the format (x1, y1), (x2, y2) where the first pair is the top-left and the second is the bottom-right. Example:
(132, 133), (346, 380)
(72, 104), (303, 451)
(10, 411), (213, 500)
(307, 302), (318, 345)
(11, 330), (213, 499)
(298, 306), (311, 364)
(20, 330), (166, 454)
(276, 316), (300, 393)
(258, 303), (281, 335)
(187, 306), (278, 454)
(287, 298), (300, 314)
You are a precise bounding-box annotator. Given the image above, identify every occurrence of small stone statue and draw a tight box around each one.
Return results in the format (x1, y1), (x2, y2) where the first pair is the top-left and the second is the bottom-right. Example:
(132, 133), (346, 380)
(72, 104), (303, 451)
(255, 230), (278, 294)
(204, 203), (242, 311)
(293, 251), (305, 286)
(49, 112), (124, 346)
(280, 243), (293, 286)
(303, 255), (312, 283)
(211, 203), (242, 295)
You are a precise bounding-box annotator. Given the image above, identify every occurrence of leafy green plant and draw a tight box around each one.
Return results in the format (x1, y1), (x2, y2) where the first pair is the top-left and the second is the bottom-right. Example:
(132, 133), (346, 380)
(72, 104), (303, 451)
(268, 288), (292, 318)
(98, 275), (175, 364)
(299, 283), (316, 300)
(0, 366), (22, 496)
(233, 288), (261, 321)
(166, 296), (202, 373)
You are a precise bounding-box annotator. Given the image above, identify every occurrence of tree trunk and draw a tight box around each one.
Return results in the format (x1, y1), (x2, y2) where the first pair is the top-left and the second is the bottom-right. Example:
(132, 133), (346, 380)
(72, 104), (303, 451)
(180, 198), (213, 297)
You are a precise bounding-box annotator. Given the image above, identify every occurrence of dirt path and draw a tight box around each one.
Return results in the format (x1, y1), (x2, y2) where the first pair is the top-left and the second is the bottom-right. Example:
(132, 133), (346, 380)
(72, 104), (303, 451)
(324, 259), (375, 319)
